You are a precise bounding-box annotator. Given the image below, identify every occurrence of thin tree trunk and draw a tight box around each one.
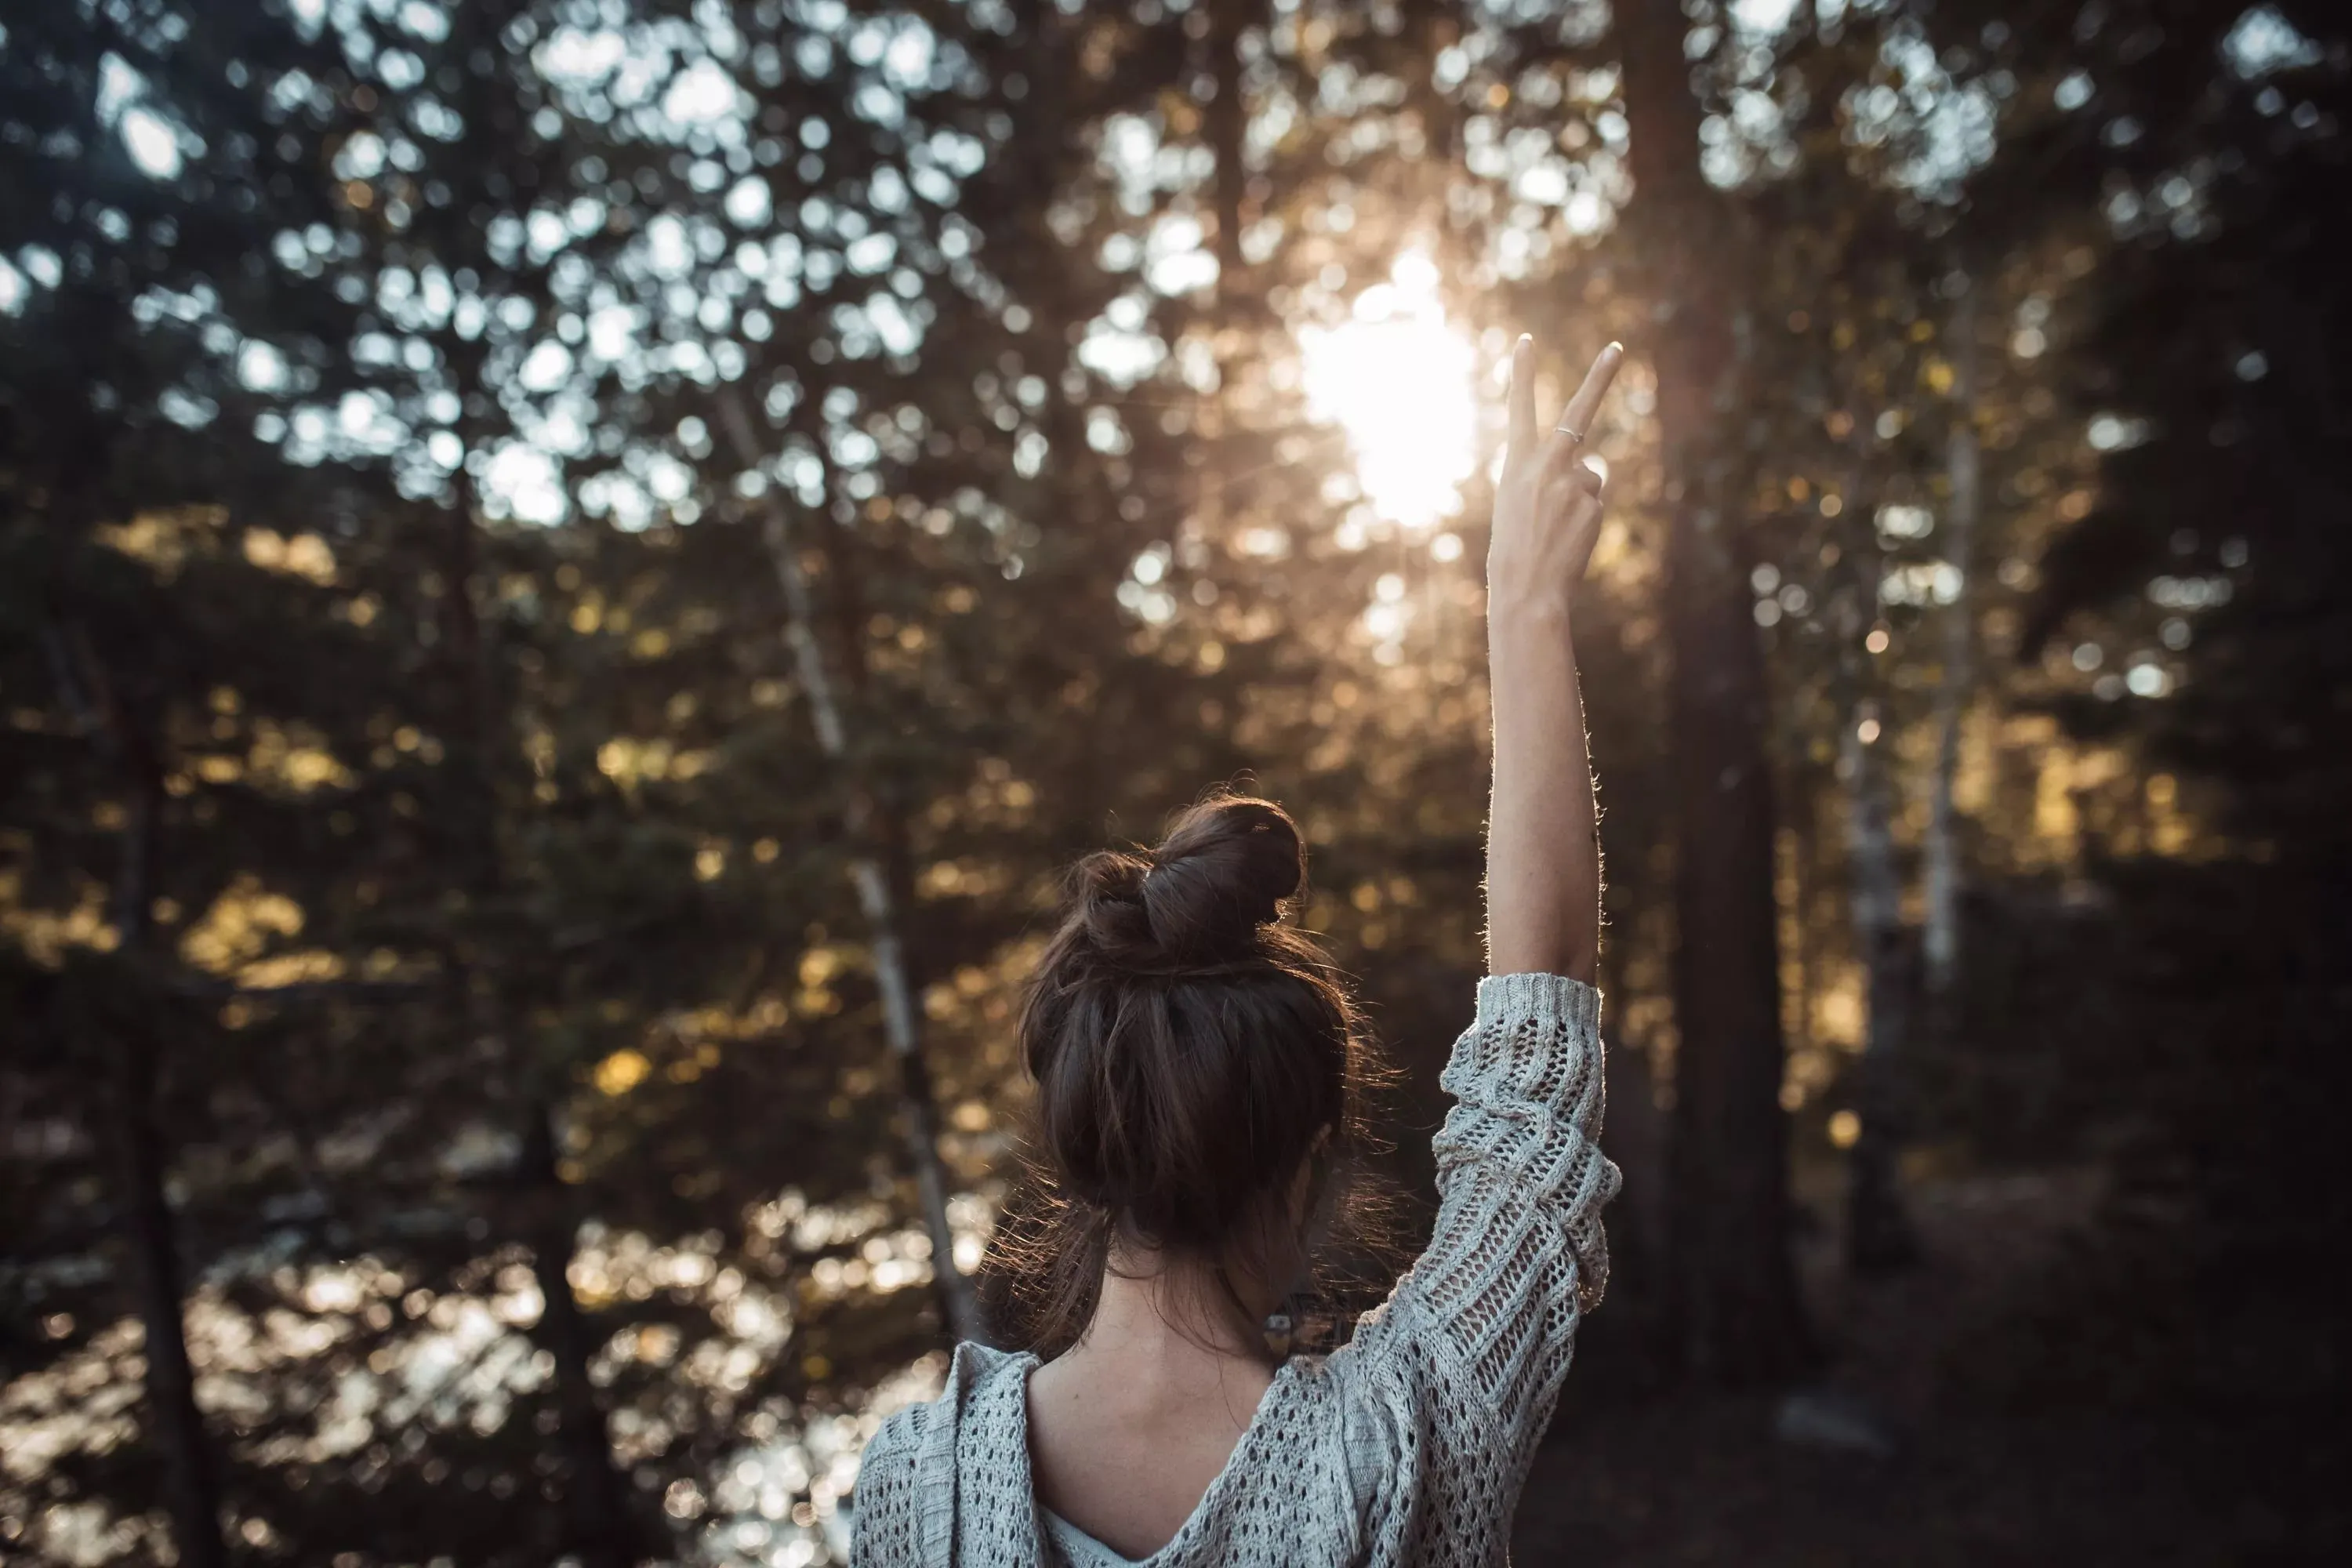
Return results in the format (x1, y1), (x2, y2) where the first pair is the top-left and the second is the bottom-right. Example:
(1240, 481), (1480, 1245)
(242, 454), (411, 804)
(1840, 701), (1921, 1272)
(810, 522), (935, 1000)
(104, 1025), (229, 1568)
(519, 1101), (633, 1565)
(717, 395), (983, 1346)
(1923, 270), (1980, 996)
(1206, 0), (1251, 290)
(1617, 3), (1813, 1382)
(1204, 0), (1261, 558)
(427, 47), (629, 1537)
(1827, 427), (1919, 1273)
(45, 626), (228, 1568)
(443, 514), (635, 1568)
(111, 797), (229, 1568)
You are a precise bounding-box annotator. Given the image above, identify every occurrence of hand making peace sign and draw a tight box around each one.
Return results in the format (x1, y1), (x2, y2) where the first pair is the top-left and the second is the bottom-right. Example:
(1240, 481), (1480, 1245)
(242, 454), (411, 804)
(1491, 336), (1624, 615)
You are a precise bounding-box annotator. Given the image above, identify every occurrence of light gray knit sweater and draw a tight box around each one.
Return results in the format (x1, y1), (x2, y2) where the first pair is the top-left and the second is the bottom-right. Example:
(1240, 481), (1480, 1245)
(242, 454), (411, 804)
(850, 972), (1620, 1567)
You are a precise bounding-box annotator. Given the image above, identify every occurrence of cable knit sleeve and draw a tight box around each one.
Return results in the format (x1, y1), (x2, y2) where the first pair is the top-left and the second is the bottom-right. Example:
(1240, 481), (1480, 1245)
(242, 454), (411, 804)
(1349, 973), (1619, 1475)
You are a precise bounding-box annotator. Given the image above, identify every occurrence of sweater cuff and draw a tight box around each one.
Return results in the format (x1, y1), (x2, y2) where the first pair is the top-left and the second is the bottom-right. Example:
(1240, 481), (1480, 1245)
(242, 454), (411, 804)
(1475, 971), (1603, 1036)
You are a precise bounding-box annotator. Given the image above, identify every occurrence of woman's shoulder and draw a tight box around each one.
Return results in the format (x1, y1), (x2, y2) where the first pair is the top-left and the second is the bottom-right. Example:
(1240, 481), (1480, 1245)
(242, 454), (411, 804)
(1276, 1303), (1431, 1465)
(864, 1341), (1033, 1466)
(1301, 1287), (1425, 1400)
(853, 1343), (1036, 1556)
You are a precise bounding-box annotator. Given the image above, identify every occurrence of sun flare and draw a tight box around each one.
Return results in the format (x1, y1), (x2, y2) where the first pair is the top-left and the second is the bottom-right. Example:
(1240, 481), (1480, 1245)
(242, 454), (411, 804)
(1298, 252), (1480, 532)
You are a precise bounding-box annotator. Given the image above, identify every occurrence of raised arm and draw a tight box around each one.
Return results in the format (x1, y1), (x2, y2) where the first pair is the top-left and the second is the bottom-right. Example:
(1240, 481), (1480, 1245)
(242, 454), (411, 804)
(1486, 336), (1622, 982)
(1330, 343), (1624, 1549)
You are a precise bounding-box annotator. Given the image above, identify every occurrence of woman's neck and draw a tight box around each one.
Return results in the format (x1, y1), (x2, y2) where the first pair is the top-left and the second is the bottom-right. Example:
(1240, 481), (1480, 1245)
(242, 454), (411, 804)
(1069, 1243), (1271, 1370)
(1025, 1245), (1283, 1555)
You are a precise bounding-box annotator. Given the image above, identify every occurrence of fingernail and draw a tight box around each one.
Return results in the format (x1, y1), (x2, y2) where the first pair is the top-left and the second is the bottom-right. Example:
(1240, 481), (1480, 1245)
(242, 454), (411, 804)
(1606, 340), (1624, 355)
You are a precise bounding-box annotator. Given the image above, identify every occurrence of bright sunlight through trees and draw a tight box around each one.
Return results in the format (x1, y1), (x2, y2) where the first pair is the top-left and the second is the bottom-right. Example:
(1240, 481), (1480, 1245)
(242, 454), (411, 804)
(1298, 252), (1478, 532)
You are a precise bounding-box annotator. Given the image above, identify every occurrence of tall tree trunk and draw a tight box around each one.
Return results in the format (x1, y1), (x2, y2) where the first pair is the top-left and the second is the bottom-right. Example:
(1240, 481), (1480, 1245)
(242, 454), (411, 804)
(443, 514), (635, 1568)
(1617, 3), (1813, 1381)
(45, 626), (229, 1568)
(1923, 269), (1980, 996)
(717, 395), (984, 1346)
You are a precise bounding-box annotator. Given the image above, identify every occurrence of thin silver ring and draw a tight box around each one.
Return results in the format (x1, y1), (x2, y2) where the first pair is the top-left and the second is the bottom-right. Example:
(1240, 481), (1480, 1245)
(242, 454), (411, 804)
(1555, 423), (1586, 443)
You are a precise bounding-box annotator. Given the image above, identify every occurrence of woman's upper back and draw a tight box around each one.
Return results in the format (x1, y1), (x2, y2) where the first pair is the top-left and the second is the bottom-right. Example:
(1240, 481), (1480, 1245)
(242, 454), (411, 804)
(1025, 1336), (1277, 1559)
(850, 973), (1619, 1568)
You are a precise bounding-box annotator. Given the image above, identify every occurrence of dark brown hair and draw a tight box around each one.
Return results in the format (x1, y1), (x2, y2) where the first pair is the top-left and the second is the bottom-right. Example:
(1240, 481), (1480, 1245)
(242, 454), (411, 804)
(982, 792), (1396, 1357)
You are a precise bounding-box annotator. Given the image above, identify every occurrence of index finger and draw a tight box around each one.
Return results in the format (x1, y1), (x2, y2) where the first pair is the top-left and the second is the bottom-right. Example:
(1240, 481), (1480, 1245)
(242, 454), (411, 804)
(1556, 341), (1625, 441)
(1508, 335), (1538, 456)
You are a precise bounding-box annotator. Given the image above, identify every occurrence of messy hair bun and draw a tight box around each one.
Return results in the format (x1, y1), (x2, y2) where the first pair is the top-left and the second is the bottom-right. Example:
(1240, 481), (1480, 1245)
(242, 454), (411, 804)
(1069, 795), (1305, 967)
(988, 792), (1392, 1356)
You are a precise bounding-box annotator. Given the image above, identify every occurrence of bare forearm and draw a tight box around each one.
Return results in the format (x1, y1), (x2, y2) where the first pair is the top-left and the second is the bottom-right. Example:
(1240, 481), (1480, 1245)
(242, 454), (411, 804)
(1486, 597), (1600, 981)
(1482, 336), (1619, 983)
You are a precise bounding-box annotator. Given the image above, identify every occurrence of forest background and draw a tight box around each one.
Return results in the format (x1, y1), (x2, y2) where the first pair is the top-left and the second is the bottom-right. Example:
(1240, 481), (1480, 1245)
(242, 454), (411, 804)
(4, 1), (2346, 1564)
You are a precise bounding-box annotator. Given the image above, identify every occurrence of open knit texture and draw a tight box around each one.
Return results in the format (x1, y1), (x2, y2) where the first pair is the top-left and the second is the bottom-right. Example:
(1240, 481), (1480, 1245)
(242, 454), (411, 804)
(848, 973), (1619, 1567)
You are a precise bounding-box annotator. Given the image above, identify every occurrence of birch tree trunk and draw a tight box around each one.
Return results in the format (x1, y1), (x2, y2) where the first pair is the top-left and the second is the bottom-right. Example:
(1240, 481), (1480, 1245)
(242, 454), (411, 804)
(718, 394), (983, 1347)
(1924, 270), (1980, 997)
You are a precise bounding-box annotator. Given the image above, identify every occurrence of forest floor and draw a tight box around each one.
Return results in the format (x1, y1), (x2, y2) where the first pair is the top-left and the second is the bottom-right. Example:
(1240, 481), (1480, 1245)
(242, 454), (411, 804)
(1511, 1167), (2343, 1566)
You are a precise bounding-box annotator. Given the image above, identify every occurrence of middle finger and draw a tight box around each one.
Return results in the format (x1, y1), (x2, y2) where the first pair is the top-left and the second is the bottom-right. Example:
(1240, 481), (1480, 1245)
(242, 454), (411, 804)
(1555, 341), (1626, 443)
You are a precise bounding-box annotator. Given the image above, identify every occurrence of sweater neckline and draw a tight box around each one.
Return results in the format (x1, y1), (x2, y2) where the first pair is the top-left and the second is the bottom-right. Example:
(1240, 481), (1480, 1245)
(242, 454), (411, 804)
(1039, 1507), (1142, 1567)
(1014, 1351), (1307, 1566)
